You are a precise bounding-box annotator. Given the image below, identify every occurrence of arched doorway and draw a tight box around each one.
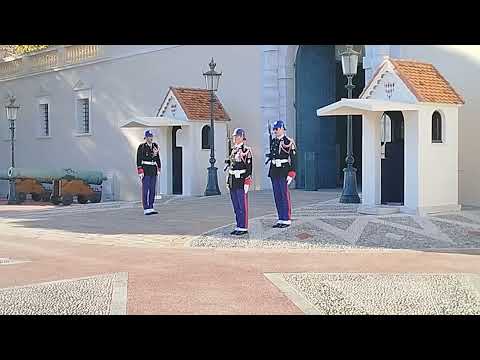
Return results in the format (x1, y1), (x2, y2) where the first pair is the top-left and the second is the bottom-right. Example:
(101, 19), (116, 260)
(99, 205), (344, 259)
(380, 111), (404, 205)
(294, 45), (364, 190)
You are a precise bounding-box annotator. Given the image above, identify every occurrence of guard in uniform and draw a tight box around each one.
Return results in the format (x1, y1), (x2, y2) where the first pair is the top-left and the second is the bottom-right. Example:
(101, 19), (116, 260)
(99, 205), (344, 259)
(136, 130), (161, 215)
(268, 120), (296, 228)
(226, 128), (253, 236)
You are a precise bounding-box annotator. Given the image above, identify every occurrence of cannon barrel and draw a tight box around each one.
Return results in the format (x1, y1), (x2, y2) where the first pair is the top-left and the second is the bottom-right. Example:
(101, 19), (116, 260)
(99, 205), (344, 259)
(5, 168), (107, 185)
(0, 169), (8, 181)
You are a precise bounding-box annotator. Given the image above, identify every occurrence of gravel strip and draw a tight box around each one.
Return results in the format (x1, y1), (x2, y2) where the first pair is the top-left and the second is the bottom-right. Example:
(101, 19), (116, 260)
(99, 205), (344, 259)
(281, 273), (480, 315)
(0, 273), (118, 315)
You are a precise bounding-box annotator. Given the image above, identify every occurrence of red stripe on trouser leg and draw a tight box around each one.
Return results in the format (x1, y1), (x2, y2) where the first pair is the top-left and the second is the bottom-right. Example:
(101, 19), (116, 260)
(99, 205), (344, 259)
(244, 192), (248, 229)
(286, 181), (291, 220)
(141, 178), (146, 209)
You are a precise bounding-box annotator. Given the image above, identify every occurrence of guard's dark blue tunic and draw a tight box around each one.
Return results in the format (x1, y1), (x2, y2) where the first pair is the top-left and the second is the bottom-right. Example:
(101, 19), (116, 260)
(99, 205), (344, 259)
(136, 142), (161, 210)
(226, 143), (253, 230)
(268, 135), (297, 223)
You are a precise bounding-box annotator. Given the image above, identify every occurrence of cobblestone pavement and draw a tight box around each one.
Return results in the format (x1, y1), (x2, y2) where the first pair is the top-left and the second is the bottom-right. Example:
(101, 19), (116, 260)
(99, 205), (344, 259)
(0, 272), (128, 315)
(1, 190), (479, 315)
(191, 199), (480, 251)
(0, 190), (340, 249)
(265, 272), (480, 315)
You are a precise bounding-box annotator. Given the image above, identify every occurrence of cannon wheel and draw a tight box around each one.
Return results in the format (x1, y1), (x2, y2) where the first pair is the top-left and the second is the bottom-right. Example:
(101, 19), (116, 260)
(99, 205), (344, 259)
(31, 193), (42, 202)
(42, 192), (52, 202)
(50, 195), (61, 205)
(90, 192), (102, 203)
(61, 194), (74, 206)
(7, 193), (24, 205)
(17, 192), (27, 203)
(77, 195), (89, 204)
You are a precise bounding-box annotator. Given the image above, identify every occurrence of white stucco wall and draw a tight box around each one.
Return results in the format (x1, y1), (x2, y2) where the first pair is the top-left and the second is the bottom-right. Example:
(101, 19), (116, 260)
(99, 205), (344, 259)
(396, 45), (480, 206)
(362, 111), (382, 205)
(183, 122), (228, 196)
(0, 45), (262, 201)
(403, 111), (419, 211)
(417, 105), (459, 211)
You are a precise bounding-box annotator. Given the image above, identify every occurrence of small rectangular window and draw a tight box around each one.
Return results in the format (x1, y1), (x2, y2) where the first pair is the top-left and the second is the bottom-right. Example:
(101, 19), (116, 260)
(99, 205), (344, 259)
(77, 98), (90, 134)
(39, 103), (49, 137)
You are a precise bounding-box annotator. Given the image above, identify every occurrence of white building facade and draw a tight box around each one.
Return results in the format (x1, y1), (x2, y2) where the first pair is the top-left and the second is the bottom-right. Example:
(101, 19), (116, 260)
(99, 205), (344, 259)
(0, 45), (479, 206)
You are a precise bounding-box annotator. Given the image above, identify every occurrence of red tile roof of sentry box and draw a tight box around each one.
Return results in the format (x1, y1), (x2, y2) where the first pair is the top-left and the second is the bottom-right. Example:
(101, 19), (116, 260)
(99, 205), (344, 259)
(361, 58), (465, 105)
(170, 87), (231, 122)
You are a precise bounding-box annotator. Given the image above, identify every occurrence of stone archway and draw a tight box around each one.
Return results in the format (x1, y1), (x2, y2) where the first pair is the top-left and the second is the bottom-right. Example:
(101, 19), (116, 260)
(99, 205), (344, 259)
(260, 45), (394, 190)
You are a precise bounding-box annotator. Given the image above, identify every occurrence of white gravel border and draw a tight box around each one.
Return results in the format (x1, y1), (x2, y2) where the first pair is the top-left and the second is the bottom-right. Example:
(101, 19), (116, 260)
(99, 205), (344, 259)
(0, 272), (128, 315)
(264, 273), (321, 315)
(110, 272), (128, 315)
(266, 272), (480, 315)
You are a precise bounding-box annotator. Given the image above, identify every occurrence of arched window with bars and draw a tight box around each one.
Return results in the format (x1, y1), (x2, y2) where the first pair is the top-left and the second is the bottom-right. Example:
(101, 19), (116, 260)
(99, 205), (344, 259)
(432, 111), (443, 143)
(201, 125), (211, 149)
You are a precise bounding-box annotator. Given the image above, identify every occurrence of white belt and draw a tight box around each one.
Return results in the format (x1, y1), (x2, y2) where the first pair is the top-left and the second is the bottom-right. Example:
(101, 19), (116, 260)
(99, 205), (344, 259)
(142, 161), (157, 166)
(272, 159), (289, 167)
(229, 169), (246, 178)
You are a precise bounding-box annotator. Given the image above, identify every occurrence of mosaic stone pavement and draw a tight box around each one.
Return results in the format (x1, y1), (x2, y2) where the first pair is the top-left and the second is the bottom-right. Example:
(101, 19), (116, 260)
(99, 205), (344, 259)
(266, 272), (480, 315)
(0, 272), (128, 315)
(190, 201), (480, 250)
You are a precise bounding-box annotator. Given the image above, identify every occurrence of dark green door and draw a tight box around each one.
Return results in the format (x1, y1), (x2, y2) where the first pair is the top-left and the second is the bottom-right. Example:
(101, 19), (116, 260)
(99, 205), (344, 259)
(295, 45), (337, 189)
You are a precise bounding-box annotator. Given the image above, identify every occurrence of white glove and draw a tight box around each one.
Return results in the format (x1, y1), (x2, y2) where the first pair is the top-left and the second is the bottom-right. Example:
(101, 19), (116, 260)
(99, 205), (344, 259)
(139, 173), (144, 180)
(286, 176), (293, 185)
(244, 184), (249, 194)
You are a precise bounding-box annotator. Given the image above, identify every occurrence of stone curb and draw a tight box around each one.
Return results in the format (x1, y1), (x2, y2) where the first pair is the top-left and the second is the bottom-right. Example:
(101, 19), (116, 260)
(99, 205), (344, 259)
(110, 272), (129, 315)
(264, 272), (320, 315)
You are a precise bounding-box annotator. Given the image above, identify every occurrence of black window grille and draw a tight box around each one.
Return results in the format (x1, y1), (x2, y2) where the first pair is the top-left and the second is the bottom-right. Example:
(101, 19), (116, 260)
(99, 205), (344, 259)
(202, 125), (211, 149)
(432, 111), (442, 143)
(40, 103), (49, 136)
(79, 98), (89, 133)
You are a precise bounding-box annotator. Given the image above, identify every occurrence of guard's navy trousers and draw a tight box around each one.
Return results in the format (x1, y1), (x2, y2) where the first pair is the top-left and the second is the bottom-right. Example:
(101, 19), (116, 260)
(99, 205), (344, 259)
(230, 188), (249, 231)
(142, 175), (157, 210)
(271, 176), (292, 224)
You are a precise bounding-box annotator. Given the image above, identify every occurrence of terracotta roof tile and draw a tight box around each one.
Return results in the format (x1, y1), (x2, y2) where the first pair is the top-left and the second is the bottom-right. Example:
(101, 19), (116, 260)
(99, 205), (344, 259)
(390, 59), (464, 105)
(361, 58), (464, 105)
(170, 87), (231, 122)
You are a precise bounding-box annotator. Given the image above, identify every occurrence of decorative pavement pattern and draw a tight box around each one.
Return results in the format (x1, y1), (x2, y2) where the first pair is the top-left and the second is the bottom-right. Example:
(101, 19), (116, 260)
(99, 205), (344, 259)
(0, 272), (128, 315)
(190, 200), (480, 250)
(265, 272), (480, 315)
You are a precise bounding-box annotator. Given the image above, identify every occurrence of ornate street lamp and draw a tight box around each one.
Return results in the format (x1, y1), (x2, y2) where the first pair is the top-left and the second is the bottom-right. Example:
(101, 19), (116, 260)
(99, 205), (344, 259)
(339, 45), (361, 203)
(5, 96), (20, 205)
(204, 58), (222, 196)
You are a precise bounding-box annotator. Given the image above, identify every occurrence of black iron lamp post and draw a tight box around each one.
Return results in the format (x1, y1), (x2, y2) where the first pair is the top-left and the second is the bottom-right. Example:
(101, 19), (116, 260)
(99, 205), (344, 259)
(5, 96), (20, 205)
(339, 45), (361, 203)
(204, 58), (222, 196)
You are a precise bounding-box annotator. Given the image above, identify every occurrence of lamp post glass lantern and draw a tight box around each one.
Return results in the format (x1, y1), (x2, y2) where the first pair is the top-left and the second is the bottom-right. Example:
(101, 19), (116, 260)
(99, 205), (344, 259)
(5, 96), (20, 204)
(204, 58), (222, 196)
(339, 45), (361, 204)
